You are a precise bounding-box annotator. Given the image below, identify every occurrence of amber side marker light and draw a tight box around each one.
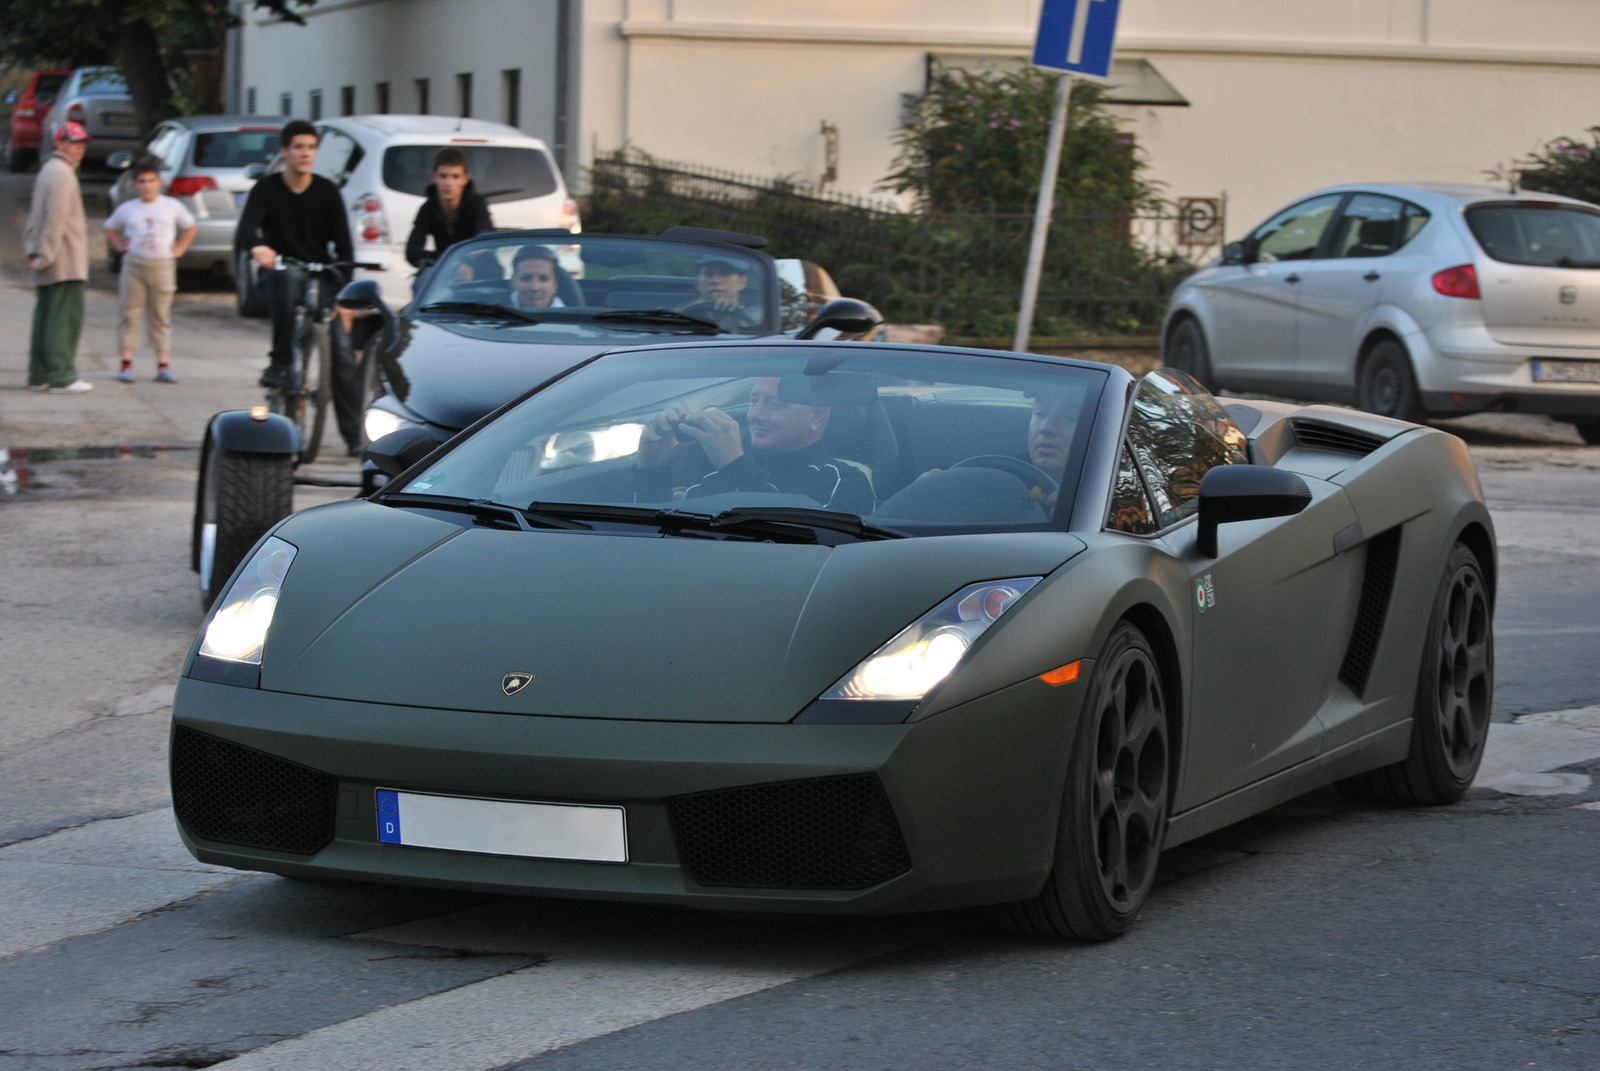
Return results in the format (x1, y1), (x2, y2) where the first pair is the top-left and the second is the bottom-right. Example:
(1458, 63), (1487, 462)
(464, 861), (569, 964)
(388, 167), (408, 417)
(1038, 661), (1081, 686)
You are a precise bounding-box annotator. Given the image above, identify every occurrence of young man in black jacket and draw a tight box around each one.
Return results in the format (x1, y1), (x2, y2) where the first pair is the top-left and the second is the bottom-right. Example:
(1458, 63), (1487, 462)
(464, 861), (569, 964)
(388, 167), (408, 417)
(405, 148), (494, 268)
(237, 119), (361, 454)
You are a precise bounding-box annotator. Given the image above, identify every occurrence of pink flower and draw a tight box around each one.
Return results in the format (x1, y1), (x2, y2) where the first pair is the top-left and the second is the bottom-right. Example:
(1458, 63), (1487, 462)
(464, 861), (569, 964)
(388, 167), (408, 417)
(1009, 118), (1023, 129)
(989, 121), (999, 128)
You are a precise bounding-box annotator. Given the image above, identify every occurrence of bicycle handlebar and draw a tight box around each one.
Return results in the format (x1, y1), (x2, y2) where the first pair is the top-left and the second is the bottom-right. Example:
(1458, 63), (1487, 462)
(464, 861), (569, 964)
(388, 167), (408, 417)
(273, 255), (384, 272)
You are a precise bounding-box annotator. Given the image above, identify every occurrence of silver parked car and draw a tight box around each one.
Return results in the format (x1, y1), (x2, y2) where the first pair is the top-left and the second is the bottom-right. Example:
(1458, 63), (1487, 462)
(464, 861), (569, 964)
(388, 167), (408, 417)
(40, 67), (140, 167)
(107, 116), (285, 278)
(1162, 183), (1600, 443)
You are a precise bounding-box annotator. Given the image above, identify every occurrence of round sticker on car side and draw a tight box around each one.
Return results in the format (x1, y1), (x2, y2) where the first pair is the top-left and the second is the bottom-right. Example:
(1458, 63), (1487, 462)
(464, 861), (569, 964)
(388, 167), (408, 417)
(1195, 575), (1215, 613)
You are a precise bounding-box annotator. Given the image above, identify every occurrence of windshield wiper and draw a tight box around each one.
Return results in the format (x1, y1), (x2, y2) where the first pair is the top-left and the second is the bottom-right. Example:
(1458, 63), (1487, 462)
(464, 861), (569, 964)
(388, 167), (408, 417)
(710, 507), (906, 541)
(418, 301), (545, 325)
(1558, 257), (1600, 269)
(382, 493), (591, 530)
(520, 502), (901, 543)
(589, 308), (725, 334)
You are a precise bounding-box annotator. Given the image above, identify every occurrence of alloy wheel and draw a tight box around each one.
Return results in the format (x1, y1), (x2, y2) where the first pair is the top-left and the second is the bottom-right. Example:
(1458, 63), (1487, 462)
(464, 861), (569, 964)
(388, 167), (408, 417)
(1435, 563), (1491, 780)
(1092, 648), (1168, 910)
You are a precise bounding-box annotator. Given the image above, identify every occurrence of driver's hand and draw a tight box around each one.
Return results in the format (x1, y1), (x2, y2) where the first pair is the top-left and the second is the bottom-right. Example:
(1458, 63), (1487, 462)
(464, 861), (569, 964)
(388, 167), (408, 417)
(638, 410), (690, 471)
(251, 245), (276, 270)
(711, 295), (738, 311)
(675, 409), (743, 470)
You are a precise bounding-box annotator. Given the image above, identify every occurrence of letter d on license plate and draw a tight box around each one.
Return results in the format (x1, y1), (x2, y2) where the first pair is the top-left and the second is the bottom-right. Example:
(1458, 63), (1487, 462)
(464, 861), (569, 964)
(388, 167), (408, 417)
(377, 789), (626, 862)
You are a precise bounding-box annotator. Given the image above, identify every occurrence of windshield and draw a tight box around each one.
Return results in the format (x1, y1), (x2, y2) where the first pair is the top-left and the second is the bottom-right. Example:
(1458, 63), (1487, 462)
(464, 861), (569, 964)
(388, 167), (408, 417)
(1466, 203), (1600, 267)
(383, 145), (558, 203)
(192, 130), (280, 168)
(416, 236), (777, 337)
(387, 346), (1103, 536)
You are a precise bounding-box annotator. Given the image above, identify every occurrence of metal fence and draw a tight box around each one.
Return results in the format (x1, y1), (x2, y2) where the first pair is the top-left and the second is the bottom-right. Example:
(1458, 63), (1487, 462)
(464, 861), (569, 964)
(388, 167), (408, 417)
(585, 150), (1223, 336)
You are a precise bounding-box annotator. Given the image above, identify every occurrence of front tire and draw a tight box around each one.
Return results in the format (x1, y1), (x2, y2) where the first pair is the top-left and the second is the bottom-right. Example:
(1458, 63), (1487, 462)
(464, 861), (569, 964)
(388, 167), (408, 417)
(197, 442), (294, 608)
(1357, 339), (1426, 423)
(1337, 542), (1493, 805)
(1000, 623), (1171, 940)
(1164, 317), (1215, 392)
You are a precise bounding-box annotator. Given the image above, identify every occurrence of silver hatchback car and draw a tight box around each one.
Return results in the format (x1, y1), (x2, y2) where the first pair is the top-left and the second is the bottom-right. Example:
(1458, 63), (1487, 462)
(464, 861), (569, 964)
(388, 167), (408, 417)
(1162, 183), (1600, 443)
(107, 115), (284, 278)
(40, 67), (140, 167)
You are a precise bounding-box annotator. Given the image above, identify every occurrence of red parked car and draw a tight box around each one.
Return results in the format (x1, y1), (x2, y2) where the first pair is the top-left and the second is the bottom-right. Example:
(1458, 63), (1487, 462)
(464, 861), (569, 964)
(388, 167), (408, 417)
(5, 70), (71, 172)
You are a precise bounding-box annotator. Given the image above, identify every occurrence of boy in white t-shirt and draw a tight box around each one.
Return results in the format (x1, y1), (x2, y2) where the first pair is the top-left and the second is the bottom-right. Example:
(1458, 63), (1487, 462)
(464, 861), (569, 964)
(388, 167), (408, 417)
(104, 156), (197, 383)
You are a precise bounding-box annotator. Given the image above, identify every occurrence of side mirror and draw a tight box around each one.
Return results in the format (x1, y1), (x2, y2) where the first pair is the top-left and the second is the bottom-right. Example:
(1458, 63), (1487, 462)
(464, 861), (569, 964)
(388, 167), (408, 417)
(243, 163), (265, 180)
(795, 297), (882, 340)
(1195, 464), (1311, 557)
(365, 426), (439, 478)
(106, 151), (133, 171)
(337, 278), (394, 324)
(1221, 241), (1247, 266)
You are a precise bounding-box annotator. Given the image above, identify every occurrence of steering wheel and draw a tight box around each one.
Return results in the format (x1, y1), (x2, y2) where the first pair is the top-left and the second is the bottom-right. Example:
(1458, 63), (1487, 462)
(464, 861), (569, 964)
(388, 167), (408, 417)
(953, 455), (1059, 499)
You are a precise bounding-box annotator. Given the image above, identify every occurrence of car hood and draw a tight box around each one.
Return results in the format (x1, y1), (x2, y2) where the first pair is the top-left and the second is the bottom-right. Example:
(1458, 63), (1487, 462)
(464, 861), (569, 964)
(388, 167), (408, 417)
(378, 318), (612, 432)
(256, 500), (1085, 722)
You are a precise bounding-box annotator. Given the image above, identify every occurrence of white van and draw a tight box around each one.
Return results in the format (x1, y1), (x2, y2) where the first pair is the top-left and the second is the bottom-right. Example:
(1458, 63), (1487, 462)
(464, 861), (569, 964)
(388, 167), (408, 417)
(249, 115), (578, 309)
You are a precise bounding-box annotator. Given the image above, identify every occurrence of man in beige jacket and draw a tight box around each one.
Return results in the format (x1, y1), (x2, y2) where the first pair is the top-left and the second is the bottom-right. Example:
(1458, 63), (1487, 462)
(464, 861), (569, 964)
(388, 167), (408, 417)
(24, 122), (92, 393)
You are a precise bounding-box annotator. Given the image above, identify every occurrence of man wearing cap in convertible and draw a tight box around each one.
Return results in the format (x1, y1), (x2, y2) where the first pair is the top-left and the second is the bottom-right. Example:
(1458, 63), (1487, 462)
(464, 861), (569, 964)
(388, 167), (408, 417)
(632, 376), (874, 515)
(680, 253), (763, 332)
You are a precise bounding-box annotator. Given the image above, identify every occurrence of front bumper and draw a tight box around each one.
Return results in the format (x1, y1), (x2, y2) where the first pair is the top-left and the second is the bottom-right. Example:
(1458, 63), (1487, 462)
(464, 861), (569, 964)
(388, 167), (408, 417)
(171, 674), (1082, 913)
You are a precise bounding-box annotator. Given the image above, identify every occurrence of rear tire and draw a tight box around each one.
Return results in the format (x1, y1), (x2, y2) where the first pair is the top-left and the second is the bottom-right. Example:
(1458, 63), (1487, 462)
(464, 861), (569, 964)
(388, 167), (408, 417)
(1336, 542), (1493, 805)
(236, 250), (269, 317)
(1164, 317), (1215, 392)
(198, 443), (293, 608)
(998, 623), (1171, 940)
(1574, 420), (1600, 446)
(1357, 339), (1426, 423)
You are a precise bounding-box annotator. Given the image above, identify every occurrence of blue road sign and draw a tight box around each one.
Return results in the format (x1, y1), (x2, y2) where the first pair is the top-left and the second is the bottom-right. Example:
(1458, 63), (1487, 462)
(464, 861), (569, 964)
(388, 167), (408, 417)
(1032, 0), (1122, 79)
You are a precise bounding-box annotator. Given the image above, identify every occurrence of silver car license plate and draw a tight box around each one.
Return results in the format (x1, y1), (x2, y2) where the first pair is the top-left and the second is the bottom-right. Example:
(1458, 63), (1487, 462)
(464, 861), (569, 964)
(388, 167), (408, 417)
(101, 112), (136, 129)
(376, 789), (627, 862)
(1531, 360), (1600, 383)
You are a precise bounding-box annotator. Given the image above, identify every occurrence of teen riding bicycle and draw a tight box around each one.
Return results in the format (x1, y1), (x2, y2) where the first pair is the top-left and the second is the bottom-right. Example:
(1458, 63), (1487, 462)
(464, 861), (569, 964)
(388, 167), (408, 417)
(237, 119), (361, 456)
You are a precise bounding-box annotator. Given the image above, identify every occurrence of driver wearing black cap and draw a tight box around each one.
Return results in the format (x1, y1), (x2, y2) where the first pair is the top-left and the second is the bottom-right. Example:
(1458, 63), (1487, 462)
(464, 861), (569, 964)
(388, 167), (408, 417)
(680, 253), (763, 331)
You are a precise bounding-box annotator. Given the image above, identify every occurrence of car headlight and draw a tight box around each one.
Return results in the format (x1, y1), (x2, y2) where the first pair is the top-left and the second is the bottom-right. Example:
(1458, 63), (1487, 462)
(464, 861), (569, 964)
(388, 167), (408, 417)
(364, 407), (417, 443)
(199, 537), (296, 665)
(821, 577), (1042, 702)
(541, 422), (644, 471)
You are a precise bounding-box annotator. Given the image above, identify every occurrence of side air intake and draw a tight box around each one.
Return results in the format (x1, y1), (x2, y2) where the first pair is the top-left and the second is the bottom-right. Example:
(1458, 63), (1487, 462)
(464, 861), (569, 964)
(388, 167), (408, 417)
(1339, 527), (1403, 696)
(1291, 420), (1386, 457)
(171, 727), (338, 855)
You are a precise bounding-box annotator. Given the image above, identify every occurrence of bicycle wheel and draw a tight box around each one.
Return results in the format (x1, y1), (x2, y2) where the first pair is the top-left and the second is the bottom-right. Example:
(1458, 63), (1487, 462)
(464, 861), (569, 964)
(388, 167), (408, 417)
(300, 321), (333, 463)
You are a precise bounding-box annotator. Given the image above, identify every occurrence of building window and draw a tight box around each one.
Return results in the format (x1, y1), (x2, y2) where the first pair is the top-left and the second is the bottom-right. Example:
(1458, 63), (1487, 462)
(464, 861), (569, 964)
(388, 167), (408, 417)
(415, 78), (429, 115)
(456, 72), (472, 118)
(375, 82), (390, 114)
(280, 92), (292, 117)
(309, 89), (323, 120)
(502, 69), (520, 128)
(246, 87), (256, 116)
(340, 86), (355, 116)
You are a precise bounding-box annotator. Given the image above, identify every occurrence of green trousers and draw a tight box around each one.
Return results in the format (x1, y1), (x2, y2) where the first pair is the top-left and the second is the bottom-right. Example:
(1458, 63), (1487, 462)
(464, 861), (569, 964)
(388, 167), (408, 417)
(29, 280), (85, 389)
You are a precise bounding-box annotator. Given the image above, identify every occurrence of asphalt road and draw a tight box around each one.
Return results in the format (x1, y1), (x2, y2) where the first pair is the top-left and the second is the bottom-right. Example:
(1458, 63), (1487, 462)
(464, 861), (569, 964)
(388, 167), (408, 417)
(2, 171), (1598, 1069)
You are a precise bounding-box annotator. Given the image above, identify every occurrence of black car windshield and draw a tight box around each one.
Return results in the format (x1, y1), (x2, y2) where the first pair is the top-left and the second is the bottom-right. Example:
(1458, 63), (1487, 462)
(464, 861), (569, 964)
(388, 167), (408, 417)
(415, 236), (776, 338)
(388, 345), (1104, 535)
(193, 129), (281, 168)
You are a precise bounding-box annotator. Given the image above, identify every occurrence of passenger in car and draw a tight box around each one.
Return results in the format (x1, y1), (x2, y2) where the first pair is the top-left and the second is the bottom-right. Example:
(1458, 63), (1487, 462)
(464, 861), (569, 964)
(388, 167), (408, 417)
(632, 377), (874, 514)
(507, 245), (565, 309)
(682, 254), (763, 331)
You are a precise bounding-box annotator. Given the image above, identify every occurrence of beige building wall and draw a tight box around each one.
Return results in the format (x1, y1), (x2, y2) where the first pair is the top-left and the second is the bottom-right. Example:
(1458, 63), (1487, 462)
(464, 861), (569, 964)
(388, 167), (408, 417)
(237, 0), (1600, 240)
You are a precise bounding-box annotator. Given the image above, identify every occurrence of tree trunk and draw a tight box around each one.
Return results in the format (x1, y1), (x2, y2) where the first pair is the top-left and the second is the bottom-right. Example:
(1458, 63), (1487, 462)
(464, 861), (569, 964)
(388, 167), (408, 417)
(116, 18), (171, 136)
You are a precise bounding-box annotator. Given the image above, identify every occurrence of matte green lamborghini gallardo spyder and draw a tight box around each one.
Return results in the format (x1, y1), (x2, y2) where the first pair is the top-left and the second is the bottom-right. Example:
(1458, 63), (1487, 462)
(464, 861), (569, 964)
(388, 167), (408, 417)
(171, 341), (1496, 939)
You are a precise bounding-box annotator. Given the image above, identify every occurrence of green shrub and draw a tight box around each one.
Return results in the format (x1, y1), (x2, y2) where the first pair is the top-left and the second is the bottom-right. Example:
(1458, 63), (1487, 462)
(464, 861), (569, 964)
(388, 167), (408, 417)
(1513, 130), (1600, 206)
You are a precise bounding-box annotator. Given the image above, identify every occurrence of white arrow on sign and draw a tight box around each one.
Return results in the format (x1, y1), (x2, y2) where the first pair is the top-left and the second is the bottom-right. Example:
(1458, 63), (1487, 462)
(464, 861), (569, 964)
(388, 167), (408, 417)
(1068, 0), (1109, 64)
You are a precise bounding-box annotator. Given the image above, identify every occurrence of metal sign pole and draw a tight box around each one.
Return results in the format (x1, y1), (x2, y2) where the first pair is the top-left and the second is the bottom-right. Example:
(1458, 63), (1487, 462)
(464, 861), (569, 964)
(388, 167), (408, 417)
(1013, 72), (1073, 354)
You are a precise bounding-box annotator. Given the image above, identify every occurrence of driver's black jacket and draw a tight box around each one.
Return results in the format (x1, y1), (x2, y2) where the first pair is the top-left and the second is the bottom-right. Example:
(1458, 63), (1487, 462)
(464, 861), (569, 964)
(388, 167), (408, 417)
(632, 440), (875, 515)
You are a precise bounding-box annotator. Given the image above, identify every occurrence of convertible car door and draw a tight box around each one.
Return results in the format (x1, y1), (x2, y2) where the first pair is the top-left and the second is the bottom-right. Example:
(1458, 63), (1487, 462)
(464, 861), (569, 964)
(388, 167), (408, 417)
(1122, 373), (1363, 811)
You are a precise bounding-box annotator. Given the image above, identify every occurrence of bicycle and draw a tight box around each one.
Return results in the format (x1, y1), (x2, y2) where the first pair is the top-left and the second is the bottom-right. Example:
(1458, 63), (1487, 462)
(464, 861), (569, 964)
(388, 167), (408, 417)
(266, 255), (379, 462)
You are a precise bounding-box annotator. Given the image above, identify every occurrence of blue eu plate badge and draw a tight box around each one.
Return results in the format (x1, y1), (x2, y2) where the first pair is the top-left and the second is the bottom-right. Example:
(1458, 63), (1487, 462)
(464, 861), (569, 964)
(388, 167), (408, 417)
(377, 789), (402, 843)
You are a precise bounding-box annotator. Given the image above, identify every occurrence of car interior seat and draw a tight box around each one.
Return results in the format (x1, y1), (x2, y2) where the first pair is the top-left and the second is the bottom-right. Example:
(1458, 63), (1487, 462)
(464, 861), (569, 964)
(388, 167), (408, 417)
(822, 401), (901, 500)
(1347, 218), (1399, 257)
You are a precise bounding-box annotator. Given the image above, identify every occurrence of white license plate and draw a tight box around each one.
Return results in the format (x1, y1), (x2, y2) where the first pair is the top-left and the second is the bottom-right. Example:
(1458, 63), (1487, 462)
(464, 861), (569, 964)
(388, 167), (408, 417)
(101, 112), (136, 128)
(1532, 359), (1600, 383)
(376, 789), (627, 863)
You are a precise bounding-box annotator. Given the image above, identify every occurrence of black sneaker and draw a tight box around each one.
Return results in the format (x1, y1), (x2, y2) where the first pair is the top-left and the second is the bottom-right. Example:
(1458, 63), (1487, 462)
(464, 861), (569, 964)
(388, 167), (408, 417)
(346, 443), (363, 458)
(259, 366), (290, 388)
